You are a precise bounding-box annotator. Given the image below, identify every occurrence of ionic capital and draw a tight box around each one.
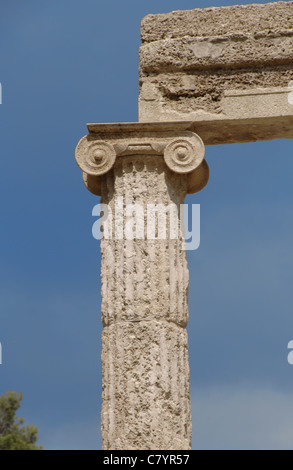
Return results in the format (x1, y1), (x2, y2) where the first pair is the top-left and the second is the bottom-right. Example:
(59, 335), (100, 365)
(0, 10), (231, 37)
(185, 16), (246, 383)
(75, 121), (209, 195)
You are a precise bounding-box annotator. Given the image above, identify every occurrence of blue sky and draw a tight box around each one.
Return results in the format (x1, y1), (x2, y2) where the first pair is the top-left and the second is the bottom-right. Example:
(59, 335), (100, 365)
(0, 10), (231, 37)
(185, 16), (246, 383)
(0, 0), (293, 450)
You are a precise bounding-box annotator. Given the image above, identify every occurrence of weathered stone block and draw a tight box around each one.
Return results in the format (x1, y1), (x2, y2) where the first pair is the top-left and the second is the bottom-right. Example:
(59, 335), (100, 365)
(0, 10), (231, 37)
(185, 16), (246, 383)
(141, 2), (293, 42)
(102, 321), (191, 449)
(139, 1), (293, 143)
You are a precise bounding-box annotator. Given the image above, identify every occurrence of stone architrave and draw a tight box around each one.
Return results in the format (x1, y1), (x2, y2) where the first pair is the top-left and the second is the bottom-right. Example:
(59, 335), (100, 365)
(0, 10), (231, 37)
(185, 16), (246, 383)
(139, 1), (293, 143)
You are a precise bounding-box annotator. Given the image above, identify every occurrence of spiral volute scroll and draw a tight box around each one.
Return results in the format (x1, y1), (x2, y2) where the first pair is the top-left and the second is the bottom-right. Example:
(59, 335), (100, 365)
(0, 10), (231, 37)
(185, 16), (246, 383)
(75, 137), (116, 176)
(163, 134), (205, 174)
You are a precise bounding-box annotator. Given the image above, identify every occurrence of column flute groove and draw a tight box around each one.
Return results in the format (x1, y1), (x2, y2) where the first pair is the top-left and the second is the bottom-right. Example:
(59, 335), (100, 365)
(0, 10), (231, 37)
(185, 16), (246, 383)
(75, 122), (209, 450)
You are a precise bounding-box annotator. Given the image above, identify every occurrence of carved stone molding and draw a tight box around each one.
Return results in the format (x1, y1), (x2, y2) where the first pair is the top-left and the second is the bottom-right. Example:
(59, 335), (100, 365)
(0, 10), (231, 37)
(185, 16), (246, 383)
(75, 121), (209, 195)
(75, 139), (116, 176)
(164, 134), (204, 174)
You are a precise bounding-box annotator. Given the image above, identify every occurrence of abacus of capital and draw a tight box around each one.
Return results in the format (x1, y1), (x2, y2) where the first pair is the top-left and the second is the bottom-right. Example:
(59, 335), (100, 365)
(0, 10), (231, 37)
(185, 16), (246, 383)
(75, 2), (293, 450)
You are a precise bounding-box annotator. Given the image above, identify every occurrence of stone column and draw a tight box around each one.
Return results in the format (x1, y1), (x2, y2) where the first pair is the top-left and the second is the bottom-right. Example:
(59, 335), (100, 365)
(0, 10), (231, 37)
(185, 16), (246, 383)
(75, 122), (209, 450)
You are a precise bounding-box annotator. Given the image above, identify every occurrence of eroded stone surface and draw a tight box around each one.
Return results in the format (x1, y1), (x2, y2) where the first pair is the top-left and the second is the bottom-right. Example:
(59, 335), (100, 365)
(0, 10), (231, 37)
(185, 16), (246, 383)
(140, 34), (293, 73)
(100, 156), (191, 449)
(139, 1), (293, 128)
(141, 1), (293, 42)
(77, 122), (209, 191)
(101, 321), (191, 450)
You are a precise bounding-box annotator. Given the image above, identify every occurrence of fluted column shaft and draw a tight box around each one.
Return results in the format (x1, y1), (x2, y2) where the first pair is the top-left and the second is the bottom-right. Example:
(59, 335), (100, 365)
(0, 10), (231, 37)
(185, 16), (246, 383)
(75, 122), (209, 451)
(100, 155), (191, 450)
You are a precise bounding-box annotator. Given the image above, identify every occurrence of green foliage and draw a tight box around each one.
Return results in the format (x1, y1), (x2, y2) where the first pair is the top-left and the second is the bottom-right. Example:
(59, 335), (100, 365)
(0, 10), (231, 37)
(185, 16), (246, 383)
(0, 391), (43, 450)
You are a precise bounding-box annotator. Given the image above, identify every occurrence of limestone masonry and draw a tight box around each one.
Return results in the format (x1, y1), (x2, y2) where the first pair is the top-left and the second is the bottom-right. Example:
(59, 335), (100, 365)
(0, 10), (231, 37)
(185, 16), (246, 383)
(100, 155), (191, 449)
(139, 1), (293, 144)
